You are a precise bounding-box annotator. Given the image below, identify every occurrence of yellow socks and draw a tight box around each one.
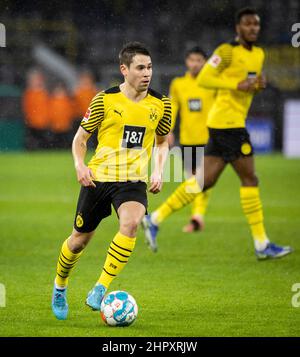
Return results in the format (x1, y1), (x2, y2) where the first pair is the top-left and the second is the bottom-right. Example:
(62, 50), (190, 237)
(191, 189), (211, 217)
(55, 233), (136, 291)
(55, 238), (83, 288)
(240, 186), (269, 250)
(152, 176), (201, 225)
(98, 232), (136, 289)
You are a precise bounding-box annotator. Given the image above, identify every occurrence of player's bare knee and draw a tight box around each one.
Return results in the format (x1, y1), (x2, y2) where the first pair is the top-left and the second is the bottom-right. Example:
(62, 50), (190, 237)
(69, 230), (93, 253)
(120, 219), (140, 237)
(241, 174), (259, 187)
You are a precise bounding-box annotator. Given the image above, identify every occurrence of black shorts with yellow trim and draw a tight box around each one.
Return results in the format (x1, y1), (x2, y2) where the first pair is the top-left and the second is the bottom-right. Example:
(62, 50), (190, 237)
(74, 181), (148, 233)
(204, 128), (253, 163)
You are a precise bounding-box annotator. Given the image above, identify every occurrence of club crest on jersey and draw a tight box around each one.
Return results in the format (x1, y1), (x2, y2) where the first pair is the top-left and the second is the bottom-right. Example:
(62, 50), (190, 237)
(82, 108), (91, 122)
(149, 108), (158, 122)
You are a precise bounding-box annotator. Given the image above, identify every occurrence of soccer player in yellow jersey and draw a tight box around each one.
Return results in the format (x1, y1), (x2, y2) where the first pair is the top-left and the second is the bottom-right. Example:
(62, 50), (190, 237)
(143, 8), (292, 260)
(51, 42), (172, 320)
(142, 47), (215, 251)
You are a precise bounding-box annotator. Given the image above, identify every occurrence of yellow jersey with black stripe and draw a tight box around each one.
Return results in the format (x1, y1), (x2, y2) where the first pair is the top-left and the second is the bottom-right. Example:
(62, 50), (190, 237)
(80, 86), (172, 182)
(197, 41), (265, 129)
(169, 72), (215, 145)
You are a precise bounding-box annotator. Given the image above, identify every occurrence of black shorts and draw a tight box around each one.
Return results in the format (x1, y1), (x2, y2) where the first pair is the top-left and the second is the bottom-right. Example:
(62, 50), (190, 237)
(204, 128), (253, 163)
(74, 181), (148, 233)
(180, 144), (205, 174)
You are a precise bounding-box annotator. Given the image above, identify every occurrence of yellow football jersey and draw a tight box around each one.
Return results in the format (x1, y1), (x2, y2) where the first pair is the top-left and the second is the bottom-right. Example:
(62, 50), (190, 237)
(80, 86), (172, 182)
(170, 72), (215, 145)
(197, 41), (265, 129)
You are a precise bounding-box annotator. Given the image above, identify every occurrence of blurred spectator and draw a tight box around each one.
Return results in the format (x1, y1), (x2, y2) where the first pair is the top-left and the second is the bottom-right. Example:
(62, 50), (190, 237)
(49, 83), (74, 149)
(73, 70), (98, 149)
(22, 69), (50, 150)
(73, 70), (97, 122)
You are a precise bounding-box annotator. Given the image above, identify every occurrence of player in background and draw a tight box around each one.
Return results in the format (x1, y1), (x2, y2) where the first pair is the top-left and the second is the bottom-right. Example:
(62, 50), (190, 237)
(51, 42), (172, 320)
(143, 8), (293, 260)
(142, 47), (215, 252)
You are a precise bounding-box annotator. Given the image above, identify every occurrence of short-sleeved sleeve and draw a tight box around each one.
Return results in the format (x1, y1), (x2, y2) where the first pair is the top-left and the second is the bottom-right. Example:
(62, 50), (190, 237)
(155, 96), (172, 136)
(80, 92), (105, 133)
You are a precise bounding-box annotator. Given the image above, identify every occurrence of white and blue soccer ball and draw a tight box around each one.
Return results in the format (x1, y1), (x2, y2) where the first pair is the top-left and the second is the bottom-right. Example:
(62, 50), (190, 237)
(100, 291), (138, 327)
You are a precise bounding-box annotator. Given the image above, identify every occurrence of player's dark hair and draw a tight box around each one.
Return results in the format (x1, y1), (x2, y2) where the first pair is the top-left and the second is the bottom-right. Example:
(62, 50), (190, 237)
(185, 46), (208, 59)
(235, 7), (259, 24)
(119, 42), (151, 67)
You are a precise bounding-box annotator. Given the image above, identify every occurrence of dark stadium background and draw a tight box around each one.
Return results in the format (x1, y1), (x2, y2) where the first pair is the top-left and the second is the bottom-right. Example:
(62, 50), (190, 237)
(0, 0), (299, 152)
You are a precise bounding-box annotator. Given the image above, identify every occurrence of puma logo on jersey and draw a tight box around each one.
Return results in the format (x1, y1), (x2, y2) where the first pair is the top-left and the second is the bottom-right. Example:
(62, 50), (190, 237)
(114, 109), (123, 117)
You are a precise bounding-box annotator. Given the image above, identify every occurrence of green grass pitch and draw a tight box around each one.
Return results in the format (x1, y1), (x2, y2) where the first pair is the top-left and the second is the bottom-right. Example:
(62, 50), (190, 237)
(0, 151), (299, 337)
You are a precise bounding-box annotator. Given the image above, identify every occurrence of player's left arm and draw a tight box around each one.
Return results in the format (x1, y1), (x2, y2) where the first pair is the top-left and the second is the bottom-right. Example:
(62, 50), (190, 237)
(149, 134), (169, 194)
(255, 73), (267, 91)
(150, 96), (172, 194)
(254, 49), (267, 92)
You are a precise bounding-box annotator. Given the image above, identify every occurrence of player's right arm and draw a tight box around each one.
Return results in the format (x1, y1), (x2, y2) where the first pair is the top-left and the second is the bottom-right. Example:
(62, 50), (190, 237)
(72, 127), (96, 187)
(197, 43), (257, 92)
(72, 91), (105, 187)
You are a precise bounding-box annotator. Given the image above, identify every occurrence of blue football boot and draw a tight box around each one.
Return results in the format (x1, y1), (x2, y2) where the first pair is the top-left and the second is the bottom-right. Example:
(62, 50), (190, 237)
(86, 283), (107, 311)
(256, 242), (293, 260)
(141, 214), (159, 252)
(52, 285), (68, 320)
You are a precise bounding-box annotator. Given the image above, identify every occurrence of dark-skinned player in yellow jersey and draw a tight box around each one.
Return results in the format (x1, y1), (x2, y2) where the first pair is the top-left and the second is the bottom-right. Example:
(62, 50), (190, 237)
(51, 42), (171, 320)
(143, 8), (293, 260)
